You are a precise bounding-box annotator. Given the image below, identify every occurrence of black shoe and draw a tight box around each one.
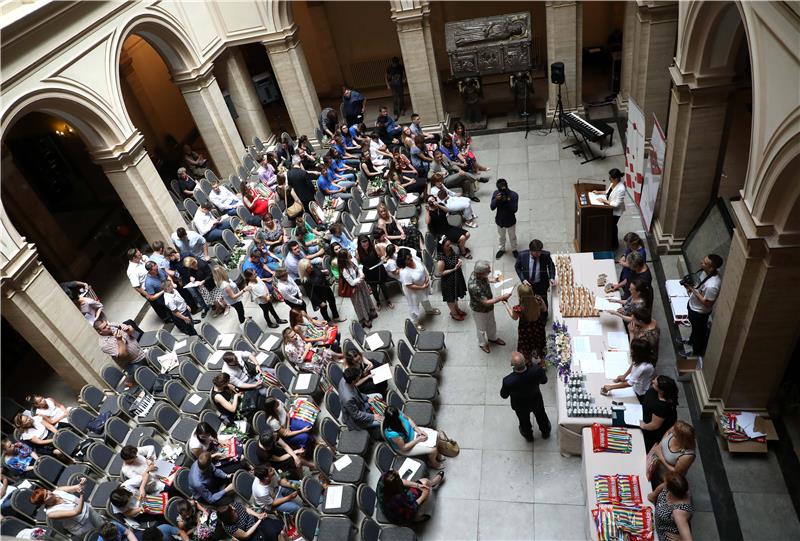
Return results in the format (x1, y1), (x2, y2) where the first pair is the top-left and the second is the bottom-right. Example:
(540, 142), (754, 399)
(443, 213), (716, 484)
(201, 309), (209, 318)
(276, 318), (288, 324)
(192, 319), (201, 324)
(267, 322), (279, 329)
(470, 196), (480, 203)
(677, 349), (695, 359)
(519, 427), (534, 441)
(512, 250), (519, 258)
(495, 250), (505, 259)
(478, 177), (490, 183)
(541, 428), (551, 439)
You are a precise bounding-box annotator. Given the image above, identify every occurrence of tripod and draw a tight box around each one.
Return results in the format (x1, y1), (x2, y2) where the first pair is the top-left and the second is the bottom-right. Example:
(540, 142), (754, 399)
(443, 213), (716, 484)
(548, 83), (565, 134)
(521, 77), (532, 139)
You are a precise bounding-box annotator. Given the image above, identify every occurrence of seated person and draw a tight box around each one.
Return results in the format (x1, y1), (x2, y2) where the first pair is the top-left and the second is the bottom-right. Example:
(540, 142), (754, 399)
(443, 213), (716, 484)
(27, 394), (71, 427)
(210, 373), (242, 426)
(256, 154), (277, 188)
(13, 413), (57, 456)
(188, 421), (245, 474)
(218, 500), (284, 541)
(317, 158), (354, 201)
(344, 348), (387, 397)
(1, 437), (37, 476)
(173, 499), (212, 541)
(328, 223), (357, 256)
(221, 351), (268, 397)
(390, 147), (421, 180)
(263, 397), (313, 451)
(383, 406), (443, 468)
(188, 451), (235, 506)
(99, 521), (179, 541)
(431, 174), (477, 228)
(409, 113), (440, 144)
(338, 366), (382, 431)
(254, 428), (313, 476)
(109, 486), (163, 521)
(376, 469), (444, 525)
(327, 148), (357, 183)
(182, 144), (208, 177)
(208, 180), (242, 216)
(428, 149), (484, 202)
(377, 106), (403, 140)
(193, 202), (233, 242)
(119, 445), (163, 497)
(282, 327), (342, 375)
(176, 167), (197, 198)
(369, 131), (392, 167)
(251, 465), (301, 515)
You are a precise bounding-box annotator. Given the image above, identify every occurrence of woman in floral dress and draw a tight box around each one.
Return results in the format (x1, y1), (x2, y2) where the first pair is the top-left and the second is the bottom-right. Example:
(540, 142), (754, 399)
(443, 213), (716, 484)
(502, 283), (548, 363)
(435, 238), (467, 320)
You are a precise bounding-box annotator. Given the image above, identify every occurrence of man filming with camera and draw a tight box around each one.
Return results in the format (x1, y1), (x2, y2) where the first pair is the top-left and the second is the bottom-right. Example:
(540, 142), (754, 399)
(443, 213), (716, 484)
(491, 178), (519, 259)
(679, 253), (723, 359)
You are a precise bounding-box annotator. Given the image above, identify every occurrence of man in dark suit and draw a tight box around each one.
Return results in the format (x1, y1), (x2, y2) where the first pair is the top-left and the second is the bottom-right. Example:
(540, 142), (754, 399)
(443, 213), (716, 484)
(500, 352), (551, 441)
(514, 239), (556, 298)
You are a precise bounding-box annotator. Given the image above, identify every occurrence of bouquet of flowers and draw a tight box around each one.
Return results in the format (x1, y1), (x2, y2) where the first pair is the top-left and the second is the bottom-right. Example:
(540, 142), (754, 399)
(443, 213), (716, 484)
(545, 320), (572, 382)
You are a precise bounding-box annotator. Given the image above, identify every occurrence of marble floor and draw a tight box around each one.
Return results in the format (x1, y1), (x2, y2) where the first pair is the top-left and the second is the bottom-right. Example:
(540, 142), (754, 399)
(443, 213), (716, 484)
(66, 130), (799, 539)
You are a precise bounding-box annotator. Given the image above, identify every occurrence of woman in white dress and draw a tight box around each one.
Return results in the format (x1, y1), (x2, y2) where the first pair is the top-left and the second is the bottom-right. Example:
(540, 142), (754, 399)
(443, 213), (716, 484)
(430, 174), (477, 228)
(396, 248), (440, 330)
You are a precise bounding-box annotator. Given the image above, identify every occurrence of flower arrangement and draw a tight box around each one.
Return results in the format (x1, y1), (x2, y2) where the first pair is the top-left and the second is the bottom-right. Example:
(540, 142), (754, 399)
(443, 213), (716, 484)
(545, 320), (573, 382)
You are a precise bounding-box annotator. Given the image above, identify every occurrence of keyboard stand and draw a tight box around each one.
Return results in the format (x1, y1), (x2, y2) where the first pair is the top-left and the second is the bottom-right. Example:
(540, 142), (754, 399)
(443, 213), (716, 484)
(562, 125), (602, 164)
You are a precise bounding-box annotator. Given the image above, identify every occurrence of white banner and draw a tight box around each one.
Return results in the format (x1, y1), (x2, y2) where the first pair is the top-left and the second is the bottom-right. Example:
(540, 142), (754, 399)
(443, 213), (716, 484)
(625, 98), (646, 206)
(640, 114), (666, 231)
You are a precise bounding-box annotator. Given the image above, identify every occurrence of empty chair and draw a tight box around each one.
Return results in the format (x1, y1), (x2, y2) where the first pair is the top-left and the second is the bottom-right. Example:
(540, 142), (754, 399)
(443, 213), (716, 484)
(373, 443), (427, 482)
(313, 445), (366, 486)
(326, 362), (345, 390)
(85, 441), (123, 477)
(103, 416), (157, 449)
(32, 455), (66, 487)
(386, 391), (435, 429)
(1, 516), (37, 537)
(342, 338), (387, 366)
(133, 366), (167, 399)
(350, 321), (393, 354)
(360, 516), (417, 541)
(212, 243), (230, 265)
(198, 322), (222, 347)
(164, 380), (209, 417)
(89, 480), (117, 510)
(341, 211), (359, 237)
(404, 318), (445, 352)
(276, 362), (321, 399)
(179, 359), (217, 392)
(354, 186), (381, 210)
(184, 198), (199, 217)
(301, 475), (356, 516)
(100, 365), (127, 392)
(397, 339), (440, 376)
(190, 340), (220, 369)
(393, 365), (438, 402)
(53, 428), (84, 459)
(205, 170), (219, 183)
(385, 195), (416, 221)
(253, 136), (265, 152)
(320, 416), (370, 457)
(232, 469), (255, 501)
(296, 507), (356, 541)
(194, 188), (210, 206)
(199, 178), (213, 194)
(78, 385), (109, 416)
(233, 337), (255, 354)
(68, 406), (104, 437)
(152, 402), (198, 443)
(221, 229), (239, 251)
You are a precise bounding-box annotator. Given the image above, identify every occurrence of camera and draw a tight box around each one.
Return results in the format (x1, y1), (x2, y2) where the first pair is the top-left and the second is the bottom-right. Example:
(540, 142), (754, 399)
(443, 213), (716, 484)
(679, 273), (695, 288)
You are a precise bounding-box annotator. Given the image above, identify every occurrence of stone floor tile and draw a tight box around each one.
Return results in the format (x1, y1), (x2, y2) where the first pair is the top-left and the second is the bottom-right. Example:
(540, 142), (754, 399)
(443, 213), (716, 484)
(690, 511), (720, 541)
(528, 144), (559, 162)
(722, 450), (789, 494)
(480, 450), (535, 503)
(499, 132), (530, 148)
(438, 366), (487, 405)
(502, 146), (530, 165)
(533, 503), (587, 540)
(733, 492), (800, 540)
(478, 500), (535, 540)
(532, 451), (583, 505)
(482, 405), (536, 452)
(435, 405), (485, 451)
(421, 497), (480, 540)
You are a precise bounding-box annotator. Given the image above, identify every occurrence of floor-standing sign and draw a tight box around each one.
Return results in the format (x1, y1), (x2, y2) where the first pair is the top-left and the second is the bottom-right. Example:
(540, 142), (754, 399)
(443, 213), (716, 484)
(640, 114), (666, 231)
(625, 97), (646, 207)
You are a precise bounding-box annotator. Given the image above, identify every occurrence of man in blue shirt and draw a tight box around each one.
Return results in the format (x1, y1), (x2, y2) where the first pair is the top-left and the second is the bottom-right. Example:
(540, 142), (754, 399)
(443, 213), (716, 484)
(188, 451), (235, 505)
(342, 86), (366, 126)
(331, 135), (359, 168)
(317, 168), (353, 201)
(324, 154), (356, 186)
(377, 106), (402, 139)
(242, 249), (270, 280)
(143, 261), (172, 323)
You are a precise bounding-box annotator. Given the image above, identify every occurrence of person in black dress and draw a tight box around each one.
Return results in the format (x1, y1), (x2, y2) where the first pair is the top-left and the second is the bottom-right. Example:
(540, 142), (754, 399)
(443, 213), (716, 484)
(640, 375), (679, 450)
(297, 259), (342, 323)
(435, 238), (467, 320)
(424, 196), (471, 259)
(357, 234), (394, 310)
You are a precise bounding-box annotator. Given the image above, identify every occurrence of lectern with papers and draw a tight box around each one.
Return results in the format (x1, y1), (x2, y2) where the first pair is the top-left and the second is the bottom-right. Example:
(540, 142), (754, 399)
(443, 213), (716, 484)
(573, 181), (615, 252)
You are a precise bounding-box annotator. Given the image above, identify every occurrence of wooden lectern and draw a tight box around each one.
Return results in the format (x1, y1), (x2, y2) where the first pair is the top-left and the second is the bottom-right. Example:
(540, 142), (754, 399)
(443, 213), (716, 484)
(573, 181), (615, 252)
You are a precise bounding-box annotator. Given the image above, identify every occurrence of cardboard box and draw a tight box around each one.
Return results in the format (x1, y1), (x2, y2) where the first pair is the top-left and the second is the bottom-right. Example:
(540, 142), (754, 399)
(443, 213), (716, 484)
(716, 413), (778, 454)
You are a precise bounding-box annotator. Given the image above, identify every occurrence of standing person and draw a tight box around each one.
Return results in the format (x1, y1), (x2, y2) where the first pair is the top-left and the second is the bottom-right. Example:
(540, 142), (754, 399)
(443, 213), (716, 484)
(357, 235), (394, 310)
(425, 196), (471, 258)
(94, 319), (147, 378)
(514, 239), (556, 299)
(342, 86), (366, 126)
(287, 156), (317, 212)
(640, 375), (679, 450)
(142, 261), (172, 324)
(297, 259), (342, 323)
(244, 268), (285, 328)
(212, 265), (247, 327)
(491, 178), (519, 259)
(502, 283), (547, 363)
(601, 338), (656, 402)
(172, 226), (208, 261)
(435, 238), (467, 321)
(273, 268), (306, 312)
(337, 251), (378, 329)
(468, 260), (511, 354)
(679, 254), (723, 359)
(651, 472), (695, 541)
(127, 248), (169, 324)
(319, 107), (338, 141)
(163, 280), (198, 336)
(592, 168), (626, 250)
(396, 248), (440, 331)
(500, 351), (551, 441)
(385, 57), (405, 119)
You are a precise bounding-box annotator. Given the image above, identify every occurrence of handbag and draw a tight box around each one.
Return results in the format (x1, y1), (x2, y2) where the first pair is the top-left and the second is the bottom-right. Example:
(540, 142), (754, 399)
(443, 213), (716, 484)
(645, 446), (660, 481)
(436, 430), (460, 457)
(338, 276), (356, 298)
(284, 185), (304, 219)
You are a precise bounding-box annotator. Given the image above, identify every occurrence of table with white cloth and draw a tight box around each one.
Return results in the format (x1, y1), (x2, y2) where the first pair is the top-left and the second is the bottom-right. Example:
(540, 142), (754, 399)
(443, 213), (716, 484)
(581, 426), (658, 540)
(551, 253), (639, 456)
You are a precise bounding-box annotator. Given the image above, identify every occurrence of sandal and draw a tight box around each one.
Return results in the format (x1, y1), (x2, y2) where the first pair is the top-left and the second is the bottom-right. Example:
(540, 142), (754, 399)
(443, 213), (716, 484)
(450, 313), (464, 321)
(489, 338), (506, 346)
(479, 344), (491, 354)
(428, 308), (441, 316)
(387, 302), (395, 309)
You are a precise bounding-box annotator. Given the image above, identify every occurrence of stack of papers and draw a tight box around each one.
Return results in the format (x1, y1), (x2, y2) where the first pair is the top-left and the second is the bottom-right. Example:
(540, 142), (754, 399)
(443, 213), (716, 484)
(609, 387), (637, 399)
(153, 459), (175, 479)
(572, 336), (592, 353)
(295, 373), (312, 391)
(665, 280), (688, 297)
(325, 485), (343, 509)
(606, 332), (630, 351)
(574, 352), (604, 373)
(588, 192), (607, 206)
(594, 297), (617, 311)
(207, 350), (225, 367)
(578, 319), (603, 336)
(736, 412), (767, 438)
(255, 352), (271, 366)
(624, 404), (644, 426)
(358, 223), (372, 235)
(173, 340), (188, 352)
(187, 394), (204, 405)
(215, 333), (235, 349)
(332, 455), (352, 471)
(157, 351), (179, 373)
(364, 210), (378, 221)
(365, 334), (384, 350)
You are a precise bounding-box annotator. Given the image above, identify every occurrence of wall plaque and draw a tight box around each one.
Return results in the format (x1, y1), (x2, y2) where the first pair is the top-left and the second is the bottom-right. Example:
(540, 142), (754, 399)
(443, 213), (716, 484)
(445, 12), (532, 77)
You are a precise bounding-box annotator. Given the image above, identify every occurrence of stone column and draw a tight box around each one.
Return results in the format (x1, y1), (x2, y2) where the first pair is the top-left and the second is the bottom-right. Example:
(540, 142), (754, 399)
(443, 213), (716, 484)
(92, 133), (184, 243)
(390, 1), (446, 126)
(652, 67), (731, 253)
(1, 211), (106, 390)
(693, 201), (800, 411)
(616, 1), (637, 111)
(546, 1), (582, 114)
(174, 66), (244, 177)
(263, 26), (322, 141)
(220, 48), (274, 147)
(630, 1), (678, 134)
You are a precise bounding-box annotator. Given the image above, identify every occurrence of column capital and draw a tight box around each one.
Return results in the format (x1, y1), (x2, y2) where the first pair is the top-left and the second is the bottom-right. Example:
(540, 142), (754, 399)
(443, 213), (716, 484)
(89, 131), (148, 172)
(261, 24), (299, 51)
(172, 63), (217, 93)
(636, 1), (678, 22)
(389, 1), (430, 28)
(669, 65), (735, 98)
(1, 241), (44, 300)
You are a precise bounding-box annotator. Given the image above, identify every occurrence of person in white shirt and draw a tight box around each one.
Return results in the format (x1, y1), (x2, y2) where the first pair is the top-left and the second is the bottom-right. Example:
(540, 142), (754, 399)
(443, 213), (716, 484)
(208, 180), (242, 216)
(680, 254), (723, 358)
(593, 168), (627, 250)
(431, 174), (477, 227)
(193, 202), (233, 242)
(32, 478), (104, 536)
(163, 279), (197, 336)
(171, 227), (208, 260)
(27, 395), (71, 427)
(396, 248), (440, 330)
(250, 465), (301, 514)
(119, 445), (164, 498)
(601, 338), (655, 401)
(126, 247), (173, 323)
(221, 351), (268, 396)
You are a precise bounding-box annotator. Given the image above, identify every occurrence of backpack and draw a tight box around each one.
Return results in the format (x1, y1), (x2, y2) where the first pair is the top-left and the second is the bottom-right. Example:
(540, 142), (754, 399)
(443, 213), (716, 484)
(86, 410), (112, 434)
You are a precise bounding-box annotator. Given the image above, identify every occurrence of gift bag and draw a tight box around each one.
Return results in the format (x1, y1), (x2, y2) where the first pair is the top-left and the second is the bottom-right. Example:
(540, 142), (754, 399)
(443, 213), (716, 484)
(367, 395), (387, 417)
(289, 397), (321, 424)
(141, 492), (167, 514)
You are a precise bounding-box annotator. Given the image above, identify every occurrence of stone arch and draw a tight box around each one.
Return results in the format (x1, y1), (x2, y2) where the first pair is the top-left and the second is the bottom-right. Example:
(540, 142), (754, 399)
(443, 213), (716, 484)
(752, 136), (800, 235)
(1, 87), (132, 152)
(114, 11), (202, 78)
(678, 1), (749, 79)
(267, 0), (295, 33)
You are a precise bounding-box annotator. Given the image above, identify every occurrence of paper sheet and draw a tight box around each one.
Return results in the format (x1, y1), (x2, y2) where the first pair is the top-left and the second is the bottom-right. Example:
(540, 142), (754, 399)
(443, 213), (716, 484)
(207, 350), (225, 367)
(295, 373), (312, 391)
(606, 331), (630, 351)
(255, 352), (270, 366)
(325, 485), (343, 509)
(415, 428), (438, 448)
(365, 333), (384, 350)
(154, 459), (175, 479)
(173, 340), (188, 352)
(260, 335), (279, 351)
(665, 280), (688, 298)
(594, 297), (617, 311)
(187, 394), (203, 405)
(358, 223), (372, 235)
(367, 198), (381, 208)
(588, 192), (607, 206)
(397, 457), (421, 480)
(578, 319), (603, 336)
(604, 351), (630, 379)
(501, 287), (514, 297)
(365, 210), (378, 221)
(609, 387), (638, 399)
(371, 363), (393, 384)
(157, 351), (179, 373)
(575, 353), (604, 373)
(736, 412), (767, 438)
(183, 281), (203, 288)
(572, 336), (592, 353)
(493, 278), (512, 290)
(624, 403), (644, 426)
(333, 455), (352, 471)
(216, 333), (235, 349)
